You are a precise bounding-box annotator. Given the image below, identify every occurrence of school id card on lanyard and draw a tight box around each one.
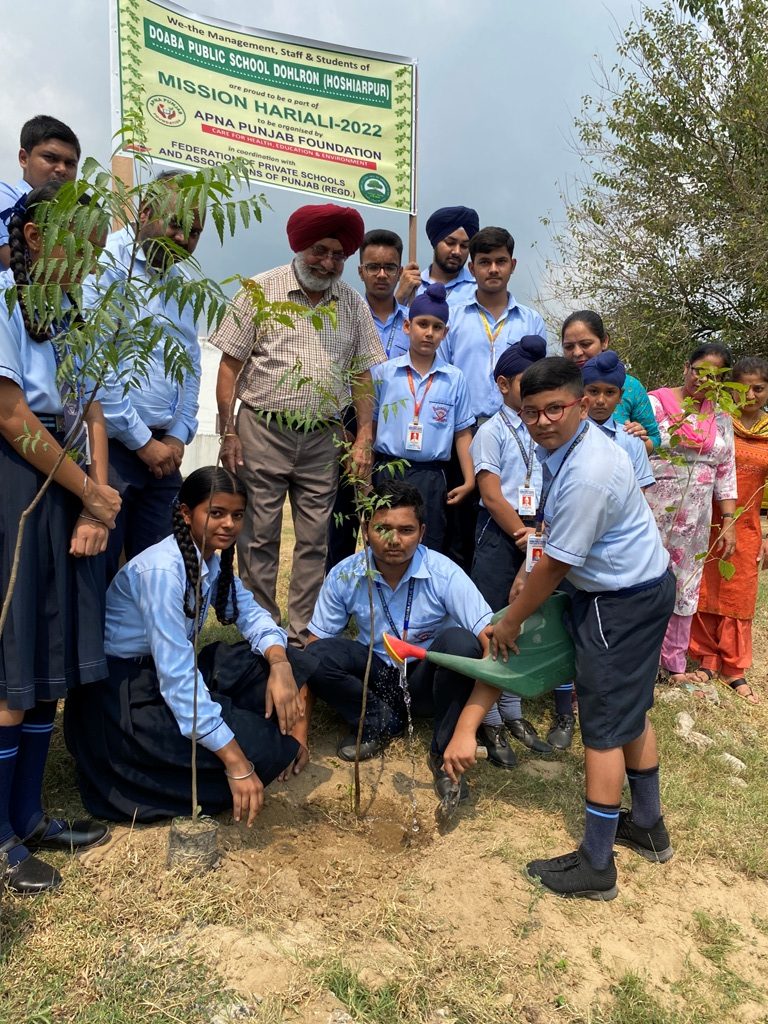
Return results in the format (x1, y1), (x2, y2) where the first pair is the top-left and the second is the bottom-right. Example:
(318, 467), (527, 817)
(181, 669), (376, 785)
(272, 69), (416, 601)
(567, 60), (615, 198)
(376, 577), (416, 642)
(405, 367), (436, 453)
(499, 410), (537, 516)
(525, 423), (589, 572)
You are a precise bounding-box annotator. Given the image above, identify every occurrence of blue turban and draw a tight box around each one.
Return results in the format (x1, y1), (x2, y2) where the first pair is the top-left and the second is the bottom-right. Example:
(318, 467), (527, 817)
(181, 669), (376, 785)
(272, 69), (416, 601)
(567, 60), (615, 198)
(582, 349), (626, 388)
(409, 282), (449, 324)
(493, 335), (547, 380)
(425, 205), (479, 247)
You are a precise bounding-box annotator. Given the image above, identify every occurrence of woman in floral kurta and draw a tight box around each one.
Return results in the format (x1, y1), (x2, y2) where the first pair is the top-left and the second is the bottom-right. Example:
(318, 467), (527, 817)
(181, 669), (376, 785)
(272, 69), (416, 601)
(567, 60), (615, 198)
(646, 344), (737, 684)
(689, 357), (768, 702)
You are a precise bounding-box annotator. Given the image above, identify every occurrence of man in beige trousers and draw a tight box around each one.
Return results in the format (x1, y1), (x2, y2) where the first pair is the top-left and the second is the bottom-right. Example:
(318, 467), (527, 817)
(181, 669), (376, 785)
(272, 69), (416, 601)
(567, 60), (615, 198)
(212, 203), (384, 645)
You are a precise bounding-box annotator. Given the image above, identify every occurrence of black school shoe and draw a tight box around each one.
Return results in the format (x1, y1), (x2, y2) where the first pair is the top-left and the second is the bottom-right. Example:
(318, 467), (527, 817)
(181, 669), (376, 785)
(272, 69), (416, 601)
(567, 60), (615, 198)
(1, 835), (62, 896)
(505, 717), (554, 754)
(526, 846), (618, 901)
(547, 713), (575, 750)
(615, 810), (674, 863)
(23, 814), (110, 853)
(476, 724), (517, 770)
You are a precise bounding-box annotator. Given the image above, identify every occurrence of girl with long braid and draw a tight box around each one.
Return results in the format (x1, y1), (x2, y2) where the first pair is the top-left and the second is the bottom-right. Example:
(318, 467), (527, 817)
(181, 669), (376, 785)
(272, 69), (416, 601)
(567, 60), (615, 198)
(0, 181), (121, 895)
(64, 467), (312, 825)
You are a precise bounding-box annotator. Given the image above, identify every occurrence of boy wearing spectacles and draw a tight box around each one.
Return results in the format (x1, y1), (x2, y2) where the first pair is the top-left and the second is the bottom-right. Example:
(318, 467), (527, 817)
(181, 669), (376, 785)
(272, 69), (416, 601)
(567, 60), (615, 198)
(442, 357), (675, 901)
(358, 229), (417, 360)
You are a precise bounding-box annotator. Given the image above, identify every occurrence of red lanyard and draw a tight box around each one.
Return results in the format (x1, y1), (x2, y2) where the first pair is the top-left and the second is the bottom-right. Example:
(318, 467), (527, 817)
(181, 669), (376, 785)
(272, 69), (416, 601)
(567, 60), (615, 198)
(406, 367), (436, 423)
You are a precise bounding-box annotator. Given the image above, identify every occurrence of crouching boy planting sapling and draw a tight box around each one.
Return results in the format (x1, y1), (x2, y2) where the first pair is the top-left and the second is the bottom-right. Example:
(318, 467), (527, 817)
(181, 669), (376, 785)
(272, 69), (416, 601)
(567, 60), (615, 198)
(442, 357), (675, 901)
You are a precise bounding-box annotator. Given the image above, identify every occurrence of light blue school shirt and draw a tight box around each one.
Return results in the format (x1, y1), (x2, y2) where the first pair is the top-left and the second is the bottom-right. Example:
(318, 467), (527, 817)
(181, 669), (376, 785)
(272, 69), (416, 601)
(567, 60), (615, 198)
(596, 415), (655, 489)
(440, 293), (547, 418)
(538, 420), (668, 591)
(0, 268), (65, 413)
(614, 374), (661, 449)
(416, 264), (476, 307)
(308, 544), (493, 664)
(368, 299), (410, 359)
(105, 534), (287, 753)
(85, 227), (201, 450)
(0, 179), (31, 249)
(471, 407), (543, 509)
(372, 352), (474, 462)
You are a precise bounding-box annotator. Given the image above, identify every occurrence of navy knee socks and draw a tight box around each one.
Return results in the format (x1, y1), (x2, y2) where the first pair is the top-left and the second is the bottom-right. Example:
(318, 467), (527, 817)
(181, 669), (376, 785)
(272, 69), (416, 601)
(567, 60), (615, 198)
(554, 683), (574, 717)
(626, 764), (661, 828)
(582, 799), (620, 869)
(9, 701), (61, 842)
(0, 722), (25, 865)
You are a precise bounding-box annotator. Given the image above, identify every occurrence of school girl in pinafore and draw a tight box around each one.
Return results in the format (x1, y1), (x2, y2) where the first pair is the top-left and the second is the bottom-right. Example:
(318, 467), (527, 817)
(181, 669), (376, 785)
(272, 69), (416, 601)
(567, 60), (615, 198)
(64, 467), (313, 825)
(0, 182), (122, 895)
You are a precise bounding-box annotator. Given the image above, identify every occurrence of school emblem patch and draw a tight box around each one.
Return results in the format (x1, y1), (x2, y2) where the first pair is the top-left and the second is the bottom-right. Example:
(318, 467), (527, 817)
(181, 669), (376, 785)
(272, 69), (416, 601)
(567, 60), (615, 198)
(431, 405), (449, 423)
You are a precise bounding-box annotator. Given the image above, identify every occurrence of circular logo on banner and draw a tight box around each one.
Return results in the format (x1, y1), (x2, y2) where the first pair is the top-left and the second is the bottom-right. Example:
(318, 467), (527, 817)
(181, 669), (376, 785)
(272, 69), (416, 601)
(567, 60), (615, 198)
(146, 95), (186, 127)
(359, 173), (391, 204)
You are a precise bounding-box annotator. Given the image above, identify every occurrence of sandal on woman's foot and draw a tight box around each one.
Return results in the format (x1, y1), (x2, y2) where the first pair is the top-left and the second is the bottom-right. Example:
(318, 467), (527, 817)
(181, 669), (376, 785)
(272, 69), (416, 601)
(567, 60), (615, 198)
(687, 667), (715, 684)
(724, 677), (759, 705)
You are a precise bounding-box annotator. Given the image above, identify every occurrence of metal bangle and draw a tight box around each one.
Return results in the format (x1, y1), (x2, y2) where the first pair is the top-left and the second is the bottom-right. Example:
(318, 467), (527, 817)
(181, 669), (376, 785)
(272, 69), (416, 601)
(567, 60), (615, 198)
(224, 760), (255, 780)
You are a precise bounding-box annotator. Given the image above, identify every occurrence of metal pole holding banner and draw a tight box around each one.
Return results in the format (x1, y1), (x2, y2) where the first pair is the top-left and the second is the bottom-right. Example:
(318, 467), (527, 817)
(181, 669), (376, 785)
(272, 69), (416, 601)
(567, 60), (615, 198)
(111, 154), (135, 229)
(407, 65), (419, 264)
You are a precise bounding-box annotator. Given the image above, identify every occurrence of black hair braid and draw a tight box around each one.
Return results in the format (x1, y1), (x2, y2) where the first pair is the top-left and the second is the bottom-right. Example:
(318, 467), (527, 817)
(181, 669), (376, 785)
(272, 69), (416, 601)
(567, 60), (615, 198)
(7, 211), (49, 342)
(214, 543), (239, 626)
(172, 502), (201, 620)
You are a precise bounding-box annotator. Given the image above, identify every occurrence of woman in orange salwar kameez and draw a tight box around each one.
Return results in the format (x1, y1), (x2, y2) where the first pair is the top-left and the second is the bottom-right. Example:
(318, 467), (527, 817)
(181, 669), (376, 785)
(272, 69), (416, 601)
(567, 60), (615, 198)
(689, 357), (768, 703)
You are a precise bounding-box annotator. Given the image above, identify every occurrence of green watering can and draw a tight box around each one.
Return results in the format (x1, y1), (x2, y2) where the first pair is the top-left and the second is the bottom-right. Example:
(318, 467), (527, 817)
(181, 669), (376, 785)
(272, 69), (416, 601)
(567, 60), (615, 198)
(383, 592), (574, 698)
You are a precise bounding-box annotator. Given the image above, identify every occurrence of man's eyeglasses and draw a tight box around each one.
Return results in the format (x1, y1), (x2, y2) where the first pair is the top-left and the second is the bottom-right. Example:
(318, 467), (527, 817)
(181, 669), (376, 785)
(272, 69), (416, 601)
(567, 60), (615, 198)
(310, 244), (346, 264)
(361, 262), (400, 275)
(520, 397), (582, 425)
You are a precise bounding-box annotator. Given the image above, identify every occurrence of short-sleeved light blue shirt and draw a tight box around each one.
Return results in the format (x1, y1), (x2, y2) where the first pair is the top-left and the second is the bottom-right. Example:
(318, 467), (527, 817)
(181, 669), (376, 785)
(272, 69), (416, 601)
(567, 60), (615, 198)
(416, 264), (476, 307)
(373, 353), (474, 462)
(0, 268), (64, 413)
(596, 415), (655, 489)
(308, 545), (492, 664)
(84, 227), (201, 450)
(105, 535), (287, 753)
(538, 421), (668, 591)
(368, 299), (409, 359)
(440, 293), (547, 418)
(0, 179), (31, 249)
(471, 406), (543, 509)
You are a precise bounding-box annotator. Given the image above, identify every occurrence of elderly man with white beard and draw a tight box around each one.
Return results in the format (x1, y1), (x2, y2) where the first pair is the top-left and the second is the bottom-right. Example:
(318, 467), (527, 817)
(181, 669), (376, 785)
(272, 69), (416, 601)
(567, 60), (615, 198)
(212, 203), (384, 646)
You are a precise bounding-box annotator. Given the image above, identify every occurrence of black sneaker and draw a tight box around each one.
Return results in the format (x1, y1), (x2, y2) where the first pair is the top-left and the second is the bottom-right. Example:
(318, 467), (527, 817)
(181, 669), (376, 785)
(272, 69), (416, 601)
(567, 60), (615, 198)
(505, 717), (554, 754)
(547, 713), (575, 750)
(615, 810), (673, 863)
(526, 846), (618, 901)
(476, 724), (517, 770)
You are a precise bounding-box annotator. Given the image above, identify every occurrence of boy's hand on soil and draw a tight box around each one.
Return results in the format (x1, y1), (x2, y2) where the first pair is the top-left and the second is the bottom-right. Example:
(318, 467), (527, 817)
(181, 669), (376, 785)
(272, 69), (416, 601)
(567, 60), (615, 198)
(265, 663), (304, 735)
(228, 772), (264, 827)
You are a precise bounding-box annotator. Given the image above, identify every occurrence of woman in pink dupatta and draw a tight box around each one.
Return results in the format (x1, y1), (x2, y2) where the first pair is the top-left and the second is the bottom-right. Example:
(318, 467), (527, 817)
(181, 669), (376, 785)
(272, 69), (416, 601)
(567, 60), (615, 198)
(646, 343), (737, 684)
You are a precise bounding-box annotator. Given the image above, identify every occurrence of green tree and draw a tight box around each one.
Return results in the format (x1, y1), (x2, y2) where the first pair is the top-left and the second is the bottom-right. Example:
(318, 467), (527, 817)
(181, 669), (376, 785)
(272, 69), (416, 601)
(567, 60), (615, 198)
(546, 0), (768, 383)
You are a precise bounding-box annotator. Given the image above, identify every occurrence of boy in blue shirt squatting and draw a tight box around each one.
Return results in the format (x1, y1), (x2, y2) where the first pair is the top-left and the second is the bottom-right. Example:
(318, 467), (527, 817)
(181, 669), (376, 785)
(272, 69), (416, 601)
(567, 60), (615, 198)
(442, 358), (675, 900)
(372, 283), (476, 553)
(297, 479), (516, 797)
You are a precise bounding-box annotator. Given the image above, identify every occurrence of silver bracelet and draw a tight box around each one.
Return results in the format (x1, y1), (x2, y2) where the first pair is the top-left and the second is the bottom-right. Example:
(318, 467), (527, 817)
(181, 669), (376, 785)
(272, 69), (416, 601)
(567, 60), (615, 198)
(225, 760), (255, 780)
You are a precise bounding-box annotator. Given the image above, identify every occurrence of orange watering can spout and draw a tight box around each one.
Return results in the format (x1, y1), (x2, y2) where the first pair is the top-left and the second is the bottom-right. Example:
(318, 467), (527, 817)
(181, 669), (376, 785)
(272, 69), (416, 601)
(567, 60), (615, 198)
(383, 633), (427, 664)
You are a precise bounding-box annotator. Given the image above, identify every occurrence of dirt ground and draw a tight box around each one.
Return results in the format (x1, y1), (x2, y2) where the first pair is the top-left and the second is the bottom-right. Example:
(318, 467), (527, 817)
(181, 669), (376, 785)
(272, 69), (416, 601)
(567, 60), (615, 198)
(72, 626), (768, 1024)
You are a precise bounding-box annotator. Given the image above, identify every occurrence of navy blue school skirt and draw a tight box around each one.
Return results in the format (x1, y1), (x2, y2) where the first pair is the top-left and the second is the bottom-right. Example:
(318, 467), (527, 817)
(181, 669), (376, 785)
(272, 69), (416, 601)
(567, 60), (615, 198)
(0, 434), (106, 710)
(63, 640), (313, 822)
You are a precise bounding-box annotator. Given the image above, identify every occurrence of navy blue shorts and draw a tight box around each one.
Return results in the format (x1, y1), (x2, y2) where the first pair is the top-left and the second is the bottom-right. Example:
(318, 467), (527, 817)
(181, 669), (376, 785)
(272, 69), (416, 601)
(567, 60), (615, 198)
(569, 570), (675, 750)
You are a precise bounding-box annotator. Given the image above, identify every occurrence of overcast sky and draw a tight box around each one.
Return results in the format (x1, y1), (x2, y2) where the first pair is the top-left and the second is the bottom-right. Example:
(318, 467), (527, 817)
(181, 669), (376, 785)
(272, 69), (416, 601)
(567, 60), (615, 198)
(0, 0), (645, 312)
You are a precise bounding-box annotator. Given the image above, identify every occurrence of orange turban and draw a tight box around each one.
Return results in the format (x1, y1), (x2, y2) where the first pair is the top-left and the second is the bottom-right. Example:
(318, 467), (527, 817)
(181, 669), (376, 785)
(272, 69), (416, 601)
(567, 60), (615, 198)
(286, 203), (365, 257)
